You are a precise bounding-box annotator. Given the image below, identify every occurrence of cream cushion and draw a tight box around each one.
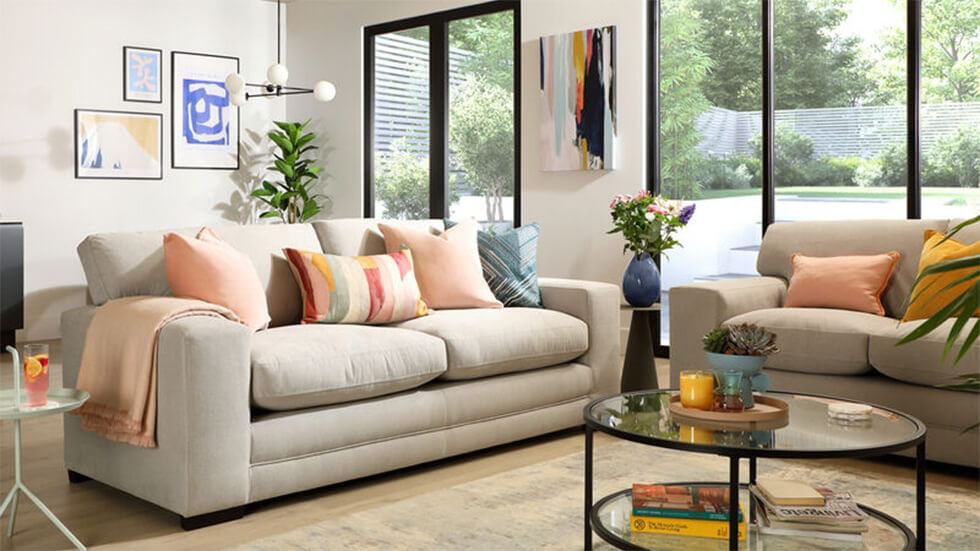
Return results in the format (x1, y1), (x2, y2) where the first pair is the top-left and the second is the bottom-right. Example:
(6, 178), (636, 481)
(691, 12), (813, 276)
(393, 308), (589, 380)
(725, 308), (898, 375)
(312, 218), (445, 256)
(869, 318), (980, 387)
(250, 324), (447, 410)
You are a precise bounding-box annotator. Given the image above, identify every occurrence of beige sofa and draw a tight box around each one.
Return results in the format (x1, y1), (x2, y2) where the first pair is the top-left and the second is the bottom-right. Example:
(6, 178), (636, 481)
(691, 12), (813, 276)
(61, 219), (621, 528)
(670, 219), (979, 467)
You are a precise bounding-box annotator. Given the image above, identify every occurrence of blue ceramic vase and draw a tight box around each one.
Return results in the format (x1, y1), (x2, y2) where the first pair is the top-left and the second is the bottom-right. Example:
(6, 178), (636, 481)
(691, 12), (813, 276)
(622, 253), (661, 307)
(705, 352), (771, 408)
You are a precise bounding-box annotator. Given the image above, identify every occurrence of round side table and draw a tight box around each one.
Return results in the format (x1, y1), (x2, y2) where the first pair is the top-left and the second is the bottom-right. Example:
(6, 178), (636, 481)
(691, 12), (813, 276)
(620, 303), (662, 392)
(0, 386), (89, 550)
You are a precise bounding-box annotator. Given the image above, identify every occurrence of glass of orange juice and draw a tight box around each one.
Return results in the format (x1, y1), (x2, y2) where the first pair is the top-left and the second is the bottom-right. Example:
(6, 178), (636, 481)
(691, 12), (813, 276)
(22, 343), (50, 407)
(679, 370), (715, 410)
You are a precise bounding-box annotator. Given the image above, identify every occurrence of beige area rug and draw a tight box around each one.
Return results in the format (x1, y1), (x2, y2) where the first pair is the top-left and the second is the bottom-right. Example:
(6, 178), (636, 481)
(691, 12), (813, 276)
(239, 441), (979, 550)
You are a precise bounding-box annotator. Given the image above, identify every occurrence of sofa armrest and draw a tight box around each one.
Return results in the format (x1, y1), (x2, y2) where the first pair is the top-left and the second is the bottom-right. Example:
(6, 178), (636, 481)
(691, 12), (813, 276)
(668, 277), (787, 387)
(539, 278), (621, 397)
(61, 306), (252, 517)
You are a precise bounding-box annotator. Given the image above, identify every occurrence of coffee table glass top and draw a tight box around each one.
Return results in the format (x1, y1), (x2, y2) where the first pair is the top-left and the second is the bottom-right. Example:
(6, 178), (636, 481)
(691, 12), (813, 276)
(586, 390), (925, 457)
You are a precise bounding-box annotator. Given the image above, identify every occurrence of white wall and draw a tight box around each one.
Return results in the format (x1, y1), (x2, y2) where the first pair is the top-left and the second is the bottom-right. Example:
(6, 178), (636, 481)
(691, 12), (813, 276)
(288, 0), (647, 286)
(0, 0), (285, 340)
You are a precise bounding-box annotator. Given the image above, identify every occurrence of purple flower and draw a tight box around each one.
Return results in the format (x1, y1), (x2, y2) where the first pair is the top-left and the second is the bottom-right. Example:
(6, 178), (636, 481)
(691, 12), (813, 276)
(679, 203), (696, 225)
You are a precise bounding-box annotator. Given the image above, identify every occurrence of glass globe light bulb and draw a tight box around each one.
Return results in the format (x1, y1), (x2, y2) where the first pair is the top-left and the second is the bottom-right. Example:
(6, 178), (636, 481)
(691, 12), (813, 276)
(230, 91), (247, 106)
(225, 73), (245, 93)
(267, 64), (289, 86)
(314, 80), (336, 102)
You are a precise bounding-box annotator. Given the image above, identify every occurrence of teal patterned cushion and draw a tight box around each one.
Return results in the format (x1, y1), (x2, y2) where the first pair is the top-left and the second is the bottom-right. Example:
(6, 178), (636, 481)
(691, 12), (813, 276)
(445, 221), (542, 307)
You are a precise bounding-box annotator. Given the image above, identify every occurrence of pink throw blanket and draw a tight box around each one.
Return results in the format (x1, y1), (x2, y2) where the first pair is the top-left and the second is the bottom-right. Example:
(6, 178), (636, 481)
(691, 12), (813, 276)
(74, 296), (239, 448)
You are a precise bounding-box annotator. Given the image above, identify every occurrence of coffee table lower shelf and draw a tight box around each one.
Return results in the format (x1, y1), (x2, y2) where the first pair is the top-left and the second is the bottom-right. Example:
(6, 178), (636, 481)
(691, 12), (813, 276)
(590, 486), (914, 551)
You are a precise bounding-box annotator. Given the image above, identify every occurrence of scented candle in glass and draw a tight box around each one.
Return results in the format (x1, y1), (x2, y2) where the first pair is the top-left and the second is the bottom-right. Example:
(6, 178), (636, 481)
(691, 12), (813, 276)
(679, 370), (715, 410)
(22, 343), (50, 407)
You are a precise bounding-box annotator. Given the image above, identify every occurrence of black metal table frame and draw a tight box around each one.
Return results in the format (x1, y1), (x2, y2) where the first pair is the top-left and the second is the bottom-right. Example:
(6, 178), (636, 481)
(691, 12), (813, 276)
(584, 390), (928, 551)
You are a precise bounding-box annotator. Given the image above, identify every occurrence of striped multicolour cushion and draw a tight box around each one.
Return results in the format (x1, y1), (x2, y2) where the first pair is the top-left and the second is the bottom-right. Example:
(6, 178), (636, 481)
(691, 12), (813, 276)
(284, 248), (428, 324)
(446, 221), (543, 308)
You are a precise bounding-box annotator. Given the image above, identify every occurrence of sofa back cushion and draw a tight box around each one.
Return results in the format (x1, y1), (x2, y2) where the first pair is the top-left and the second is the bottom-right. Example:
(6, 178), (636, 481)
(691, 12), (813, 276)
(312, 218), (445, 256)
(757, 219), (948, 318)
(77, 224), (322, 326)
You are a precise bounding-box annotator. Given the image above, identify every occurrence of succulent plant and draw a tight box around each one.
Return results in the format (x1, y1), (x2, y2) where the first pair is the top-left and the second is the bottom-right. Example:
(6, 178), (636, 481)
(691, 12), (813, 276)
(702, 327), (730, 353)
(725, 323), (780, 356)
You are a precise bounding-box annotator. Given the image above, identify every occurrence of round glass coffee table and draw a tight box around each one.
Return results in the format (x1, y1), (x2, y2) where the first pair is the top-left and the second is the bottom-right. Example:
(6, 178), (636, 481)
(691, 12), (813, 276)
(583, 390), (927, 551)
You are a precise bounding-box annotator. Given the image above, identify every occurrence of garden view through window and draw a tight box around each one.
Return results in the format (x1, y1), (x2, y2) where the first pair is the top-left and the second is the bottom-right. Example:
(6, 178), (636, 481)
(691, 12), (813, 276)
(658, 0), (980, 346)
(370, 10), (516, 228)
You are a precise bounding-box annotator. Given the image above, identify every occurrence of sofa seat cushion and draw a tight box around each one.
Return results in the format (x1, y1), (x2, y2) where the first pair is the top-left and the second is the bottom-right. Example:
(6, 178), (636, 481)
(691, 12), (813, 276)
(725, 308), (898, 375)
(392, 308), (588, 380)
(250, 324), (447, 410)
(869, 318), (980, 387)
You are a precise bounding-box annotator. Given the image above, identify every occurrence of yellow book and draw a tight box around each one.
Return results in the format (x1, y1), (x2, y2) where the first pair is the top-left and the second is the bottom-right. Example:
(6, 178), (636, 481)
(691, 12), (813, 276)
(630, 515), (746, 541)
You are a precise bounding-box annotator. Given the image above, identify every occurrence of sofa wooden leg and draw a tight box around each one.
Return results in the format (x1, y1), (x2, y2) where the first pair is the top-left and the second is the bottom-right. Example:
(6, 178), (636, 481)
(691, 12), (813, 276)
(67, 470), (91, 484)
(180, 506), (246, 530)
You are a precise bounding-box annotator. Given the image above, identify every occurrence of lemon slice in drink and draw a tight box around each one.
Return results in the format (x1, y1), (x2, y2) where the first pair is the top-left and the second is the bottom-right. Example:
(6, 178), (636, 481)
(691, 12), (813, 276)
(24, 356), (44, 381)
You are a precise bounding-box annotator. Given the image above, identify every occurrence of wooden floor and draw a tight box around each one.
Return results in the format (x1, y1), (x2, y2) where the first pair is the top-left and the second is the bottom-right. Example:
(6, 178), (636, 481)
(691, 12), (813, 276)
(0, 344), (975, 550)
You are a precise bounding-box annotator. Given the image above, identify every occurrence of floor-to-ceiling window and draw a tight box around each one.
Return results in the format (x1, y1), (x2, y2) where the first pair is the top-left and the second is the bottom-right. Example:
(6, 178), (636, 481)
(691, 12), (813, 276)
(365, 1), (520, 226)
(658, 0), (763, 347)
(651, 0), (980, 351)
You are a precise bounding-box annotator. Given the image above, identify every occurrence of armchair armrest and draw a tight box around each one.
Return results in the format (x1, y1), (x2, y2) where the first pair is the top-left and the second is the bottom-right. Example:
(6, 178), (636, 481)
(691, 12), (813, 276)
(61, 306), (252, 517)
(668, 277), (786, 387)
(539, 278), (621, 397)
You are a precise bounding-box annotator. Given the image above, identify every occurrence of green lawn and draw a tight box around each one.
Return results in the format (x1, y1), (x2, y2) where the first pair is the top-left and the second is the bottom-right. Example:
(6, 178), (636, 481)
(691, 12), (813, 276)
(700, 186), (979, 201)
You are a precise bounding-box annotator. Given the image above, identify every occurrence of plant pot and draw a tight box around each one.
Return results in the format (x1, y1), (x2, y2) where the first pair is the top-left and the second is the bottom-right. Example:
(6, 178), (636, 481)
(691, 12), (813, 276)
(705, 352), (770, 408)
(622, 253), (660, 307)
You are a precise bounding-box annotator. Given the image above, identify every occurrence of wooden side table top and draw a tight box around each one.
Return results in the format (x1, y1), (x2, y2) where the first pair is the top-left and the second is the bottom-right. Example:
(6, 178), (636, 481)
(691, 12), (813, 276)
(620, 302), (662, 312)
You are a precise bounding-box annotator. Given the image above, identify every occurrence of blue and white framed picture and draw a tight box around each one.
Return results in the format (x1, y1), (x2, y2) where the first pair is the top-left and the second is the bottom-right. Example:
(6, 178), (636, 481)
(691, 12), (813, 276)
(171, 51), (240, 169)
(123, 46), (162, 103)
(74, 109), (163, 180)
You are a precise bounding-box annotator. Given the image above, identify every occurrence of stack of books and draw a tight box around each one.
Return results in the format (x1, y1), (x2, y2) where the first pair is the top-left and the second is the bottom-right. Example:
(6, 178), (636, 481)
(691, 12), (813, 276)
(630, 484), (745, 541)
(751, 478), (870, 543)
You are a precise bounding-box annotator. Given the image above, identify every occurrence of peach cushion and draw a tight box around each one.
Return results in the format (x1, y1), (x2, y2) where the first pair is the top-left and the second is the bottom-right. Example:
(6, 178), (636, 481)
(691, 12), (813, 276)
(163, 227), (271, 331)
(903, 230), (980, 321)
(784, 252), (901, 316)
(378, 219), (502, 309)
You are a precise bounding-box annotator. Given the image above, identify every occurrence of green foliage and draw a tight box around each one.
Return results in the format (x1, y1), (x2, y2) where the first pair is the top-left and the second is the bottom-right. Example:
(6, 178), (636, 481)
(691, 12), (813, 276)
(899, 216), (980, 372)
(660, 0), (712, 200)
(750, 127), (814, 187)
(449, 11), (514, 90)
(807, 156), (862, 187)
(375, 139), (430, 220)
(692, 0), (871, 110)
(250, 120), (324, 224)
(449, 74), (514, 223)
(702, 327), (729, 353)
(699, 157), (753, 190)
(923, 127), (980, 188)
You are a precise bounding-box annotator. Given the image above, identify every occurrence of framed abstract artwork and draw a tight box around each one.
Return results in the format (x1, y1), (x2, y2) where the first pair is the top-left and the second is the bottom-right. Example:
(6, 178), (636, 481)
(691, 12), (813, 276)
(123, 46), (162, 103)
(171, 51), (240, 170)
(74, 109), (163, 180)
(539, 26), (617, 171)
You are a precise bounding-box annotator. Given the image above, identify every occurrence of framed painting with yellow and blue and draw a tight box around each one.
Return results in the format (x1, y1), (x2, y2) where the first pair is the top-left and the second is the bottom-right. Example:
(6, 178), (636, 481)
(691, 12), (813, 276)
(123, 46), (162, 103)
(74, 109), (163, 180)
(171, 51), (240, 170)
(539, 26), (617, 171)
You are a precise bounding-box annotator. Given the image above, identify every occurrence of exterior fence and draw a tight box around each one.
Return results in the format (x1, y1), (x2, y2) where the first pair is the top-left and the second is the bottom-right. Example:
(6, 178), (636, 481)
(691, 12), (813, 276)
(695, 102), (980, 159)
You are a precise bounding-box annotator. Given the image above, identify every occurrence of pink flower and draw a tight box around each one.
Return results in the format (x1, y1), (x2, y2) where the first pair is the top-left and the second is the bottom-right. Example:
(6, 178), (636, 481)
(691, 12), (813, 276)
(646, 204), (667, 215)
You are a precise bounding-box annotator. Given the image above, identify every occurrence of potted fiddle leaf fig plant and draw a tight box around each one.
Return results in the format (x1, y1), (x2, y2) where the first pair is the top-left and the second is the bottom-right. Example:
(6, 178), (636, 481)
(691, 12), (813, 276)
(251, 120), (324, 223)
(702, 323), (779, 408)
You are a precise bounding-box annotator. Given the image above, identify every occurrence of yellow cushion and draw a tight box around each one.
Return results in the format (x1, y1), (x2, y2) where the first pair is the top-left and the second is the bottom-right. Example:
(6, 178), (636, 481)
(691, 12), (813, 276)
(902, 229), (980, 321)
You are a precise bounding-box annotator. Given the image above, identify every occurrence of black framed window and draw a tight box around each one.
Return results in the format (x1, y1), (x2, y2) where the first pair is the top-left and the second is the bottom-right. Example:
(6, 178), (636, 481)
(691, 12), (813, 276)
(648, 0), (980, 353)
(364, 1), (521, 228)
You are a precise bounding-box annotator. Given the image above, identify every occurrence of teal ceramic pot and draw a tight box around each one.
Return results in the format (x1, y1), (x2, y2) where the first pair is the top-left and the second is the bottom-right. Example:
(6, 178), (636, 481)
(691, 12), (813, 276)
(705, 352), (769, 408)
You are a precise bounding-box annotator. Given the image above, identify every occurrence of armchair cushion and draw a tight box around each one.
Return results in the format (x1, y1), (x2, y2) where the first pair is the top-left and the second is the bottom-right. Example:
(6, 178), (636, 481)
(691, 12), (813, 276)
(726, 308), (897, 375)
(869, 318), (980, 387)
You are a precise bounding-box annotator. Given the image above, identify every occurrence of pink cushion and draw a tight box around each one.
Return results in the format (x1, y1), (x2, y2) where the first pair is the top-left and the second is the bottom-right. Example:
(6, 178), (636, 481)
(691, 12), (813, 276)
(784, 252), (901, 316)
(163, 228), (271, 331)
(379, 219), (502, 309)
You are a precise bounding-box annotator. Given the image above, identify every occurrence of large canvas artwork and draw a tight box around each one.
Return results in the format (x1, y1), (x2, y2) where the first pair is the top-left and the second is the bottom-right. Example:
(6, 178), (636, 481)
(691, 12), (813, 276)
(171, 51), (240, 169)
(74, 109), (162, 180)
(539, 26), (617, 171)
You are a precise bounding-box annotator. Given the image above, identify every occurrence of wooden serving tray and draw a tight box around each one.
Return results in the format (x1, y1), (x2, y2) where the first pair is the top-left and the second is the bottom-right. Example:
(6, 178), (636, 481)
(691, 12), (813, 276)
(669, 394), (789, 425)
